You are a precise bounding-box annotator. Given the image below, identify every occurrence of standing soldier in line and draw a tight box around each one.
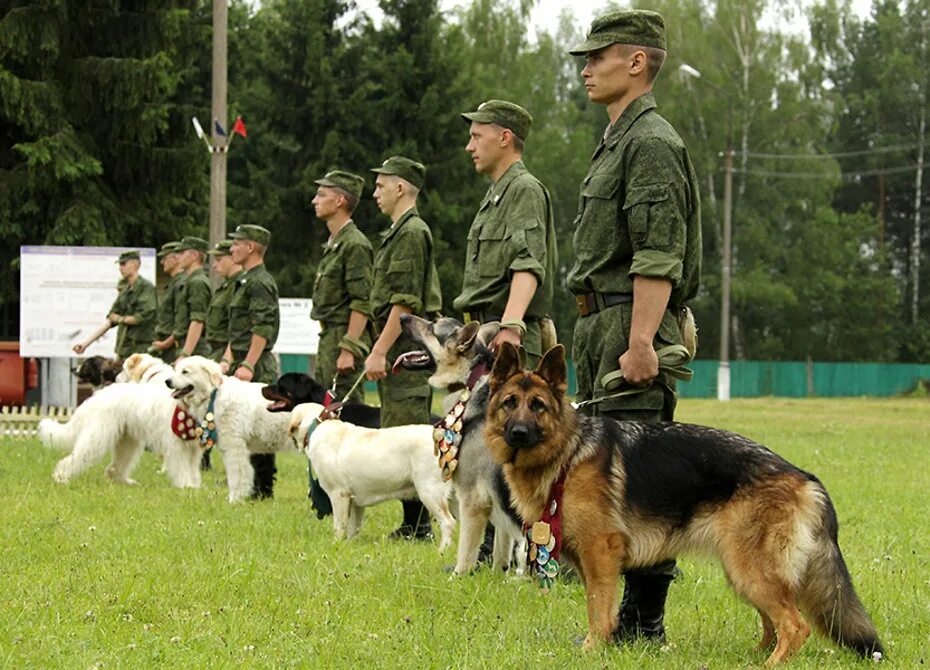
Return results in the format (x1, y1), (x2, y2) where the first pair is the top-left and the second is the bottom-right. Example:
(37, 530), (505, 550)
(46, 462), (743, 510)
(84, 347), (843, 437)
(454, 100), (558, 368)
(205, 240), (243, 362)
(173, 236), (213, 359)
(454, 100), (559, 562)
(73, 250), (157, 358)
(149, 241), (184, 361)
(310, 170), (373, 402)
(223, 225), (281, 499)
(365, 156), (442, 541)
(567, 10), (702, 644)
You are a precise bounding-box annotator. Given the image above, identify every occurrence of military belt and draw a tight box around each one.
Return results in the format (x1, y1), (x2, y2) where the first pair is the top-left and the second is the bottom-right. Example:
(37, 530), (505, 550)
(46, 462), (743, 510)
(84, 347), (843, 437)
(575, 292), (633, 317)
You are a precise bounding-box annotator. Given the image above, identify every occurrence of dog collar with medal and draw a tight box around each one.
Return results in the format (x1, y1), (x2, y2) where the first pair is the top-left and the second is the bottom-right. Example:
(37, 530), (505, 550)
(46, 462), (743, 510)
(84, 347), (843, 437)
(170, 388), (218, 450)
(525, 469), (567, 592)
(433, 388), (468, 481)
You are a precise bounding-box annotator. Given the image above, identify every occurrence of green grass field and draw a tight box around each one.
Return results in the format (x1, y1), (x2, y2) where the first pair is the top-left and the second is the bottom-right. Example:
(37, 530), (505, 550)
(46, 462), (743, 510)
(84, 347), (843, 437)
(1, 398), (927, 669)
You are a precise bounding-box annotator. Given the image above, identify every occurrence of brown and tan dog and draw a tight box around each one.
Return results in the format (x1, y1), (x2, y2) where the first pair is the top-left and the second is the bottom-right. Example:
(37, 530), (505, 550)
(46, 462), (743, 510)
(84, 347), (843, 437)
(485, 342), (883, 666)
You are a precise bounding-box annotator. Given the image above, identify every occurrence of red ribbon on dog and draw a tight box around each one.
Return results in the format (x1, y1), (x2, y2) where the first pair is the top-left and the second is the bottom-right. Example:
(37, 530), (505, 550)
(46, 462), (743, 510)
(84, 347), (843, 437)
(171, 406), (199, 441)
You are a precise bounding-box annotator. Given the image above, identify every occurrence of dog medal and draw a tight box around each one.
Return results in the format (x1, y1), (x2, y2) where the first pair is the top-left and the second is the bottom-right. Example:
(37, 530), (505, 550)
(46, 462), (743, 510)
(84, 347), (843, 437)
(531, 521), (551, 547)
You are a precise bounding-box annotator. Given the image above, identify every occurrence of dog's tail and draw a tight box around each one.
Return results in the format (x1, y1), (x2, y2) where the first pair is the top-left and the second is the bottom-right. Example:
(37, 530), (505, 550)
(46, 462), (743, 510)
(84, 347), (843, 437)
(798, 486), (884, 660)
(38, 417), (75, 450)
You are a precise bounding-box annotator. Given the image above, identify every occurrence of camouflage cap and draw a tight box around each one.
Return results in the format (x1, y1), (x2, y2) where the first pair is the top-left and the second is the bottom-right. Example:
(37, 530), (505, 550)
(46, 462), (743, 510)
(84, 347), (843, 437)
(207, 239), (234, 256)
(568, 10), (667, 55)
(315, 170), (365, 200)
(370, 156), (426, 190)
(156, 241), (180, 258)
(117, 250), (140, 263)
(229, 224), (271, 247)
(177, 236), (209, 253)
(462, 99), (533, 141)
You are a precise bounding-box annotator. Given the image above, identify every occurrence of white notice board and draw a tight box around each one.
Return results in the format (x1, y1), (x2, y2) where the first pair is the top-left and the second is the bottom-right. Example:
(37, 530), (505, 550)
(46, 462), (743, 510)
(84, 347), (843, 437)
(19, 246), (157, 358)
(273, 298), (320, 355)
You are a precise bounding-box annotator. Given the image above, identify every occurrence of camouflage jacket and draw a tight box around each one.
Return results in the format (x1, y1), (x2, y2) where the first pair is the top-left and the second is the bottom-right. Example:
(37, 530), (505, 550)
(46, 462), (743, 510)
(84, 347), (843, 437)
(566, 92), (701, 307)
(228, 263), (279, 353)
(369, 207), (442, 327)
(206, 271), (241, 348)
(311, 221), (373, 328)
(453, 160), (557, 319)
(109, 275), (157, 357)
(154, 272), (183, 339)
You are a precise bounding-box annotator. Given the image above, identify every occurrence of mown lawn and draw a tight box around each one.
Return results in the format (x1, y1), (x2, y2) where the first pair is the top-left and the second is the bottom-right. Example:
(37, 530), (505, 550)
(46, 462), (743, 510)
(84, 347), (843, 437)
(1, 397), (927, 669)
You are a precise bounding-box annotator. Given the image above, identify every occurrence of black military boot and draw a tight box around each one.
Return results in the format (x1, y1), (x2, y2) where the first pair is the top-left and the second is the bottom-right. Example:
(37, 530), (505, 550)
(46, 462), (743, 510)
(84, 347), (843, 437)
(200, 447), (212, 471)
(476, 525), (495, 565)
(388, 500), (433, 540)
(249, 453), (277, 500)
(613, 562), (677, 644)
(308, 471), (333, 519)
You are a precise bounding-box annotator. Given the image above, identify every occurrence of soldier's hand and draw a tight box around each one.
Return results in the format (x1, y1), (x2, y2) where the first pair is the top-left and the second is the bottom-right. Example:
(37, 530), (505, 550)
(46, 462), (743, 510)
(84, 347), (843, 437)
(107, 312), (120, 325)
(219, 360), (231, 375)
(364, 351), (387, 381)
(234, 365), (254, 382)
(618, 341), (659, 386)
(73, 343), (86, 355)
(489, 327), (522, 353)
(336, 349), (355, 374)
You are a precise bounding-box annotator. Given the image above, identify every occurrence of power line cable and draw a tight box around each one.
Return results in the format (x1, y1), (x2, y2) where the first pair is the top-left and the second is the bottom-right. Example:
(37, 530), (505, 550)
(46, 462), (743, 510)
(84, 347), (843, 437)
(732, 164), (919, 179)
(737, 144), (918, 160)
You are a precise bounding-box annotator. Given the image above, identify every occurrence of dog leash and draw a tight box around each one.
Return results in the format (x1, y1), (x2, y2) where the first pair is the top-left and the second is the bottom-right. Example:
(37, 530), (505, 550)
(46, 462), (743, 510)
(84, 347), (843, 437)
(571, 345), (693, 410)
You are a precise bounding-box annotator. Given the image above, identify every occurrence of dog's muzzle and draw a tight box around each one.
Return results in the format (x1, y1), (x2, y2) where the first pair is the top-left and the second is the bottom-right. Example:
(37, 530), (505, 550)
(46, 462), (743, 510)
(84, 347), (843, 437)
(391, 350), (434, 373)
(504, 421), (539, 449)
(166, 379), (194, 399)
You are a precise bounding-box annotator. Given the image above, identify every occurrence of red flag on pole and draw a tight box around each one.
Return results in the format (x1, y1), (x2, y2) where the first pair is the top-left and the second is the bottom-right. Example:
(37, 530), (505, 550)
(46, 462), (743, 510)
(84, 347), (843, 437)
(232, 116), (247, 138)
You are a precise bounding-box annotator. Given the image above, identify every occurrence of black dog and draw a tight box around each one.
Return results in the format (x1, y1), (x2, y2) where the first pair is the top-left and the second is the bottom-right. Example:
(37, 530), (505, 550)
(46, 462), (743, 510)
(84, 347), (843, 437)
(262, 372), (382, 517)
(73, 356), (122, 388)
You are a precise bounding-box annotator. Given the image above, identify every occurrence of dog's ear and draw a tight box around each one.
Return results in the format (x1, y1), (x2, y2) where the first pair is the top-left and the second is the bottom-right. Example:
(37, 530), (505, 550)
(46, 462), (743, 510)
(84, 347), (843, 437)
(455, 321), (481, 352)
(208, 363), (224, 389)
(476, 322), (501, 349)
(535, 345), (567, 396)
(489, 341), (522, 394)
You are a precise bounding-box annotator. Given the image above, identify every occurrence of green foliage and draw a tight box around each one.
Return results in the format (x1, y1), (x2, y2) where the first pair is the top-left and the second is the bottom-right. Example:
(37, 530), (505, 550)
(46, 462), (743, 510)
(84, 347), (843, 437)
(1, 397), (926, 666)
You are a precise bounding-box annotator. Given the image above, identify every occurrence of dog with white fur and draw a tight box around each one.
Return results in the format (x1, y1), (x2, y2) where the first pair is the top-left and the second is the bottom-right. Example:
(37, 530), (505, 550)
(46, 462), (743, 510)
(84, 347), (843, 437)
(289, 403), (456, 551)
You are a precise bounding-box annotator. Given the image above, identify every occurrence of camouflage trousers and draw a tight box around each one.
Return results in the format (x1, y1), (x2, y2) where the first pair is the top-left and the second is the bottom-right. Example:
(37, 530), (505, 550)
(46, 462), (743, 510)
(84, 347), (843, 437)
(315, 325), (369, 404)
(572, 303), (680, 421)
(376, 331), (432, 428)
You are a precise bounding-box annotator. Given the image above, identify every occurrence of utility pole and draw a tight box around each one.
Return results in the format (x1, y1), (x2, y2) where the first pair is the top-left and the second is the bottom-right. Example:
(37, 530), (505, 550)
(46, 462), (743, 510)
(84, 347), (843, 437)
(719, 132), (733, 401)
(209, 0), (228, 250)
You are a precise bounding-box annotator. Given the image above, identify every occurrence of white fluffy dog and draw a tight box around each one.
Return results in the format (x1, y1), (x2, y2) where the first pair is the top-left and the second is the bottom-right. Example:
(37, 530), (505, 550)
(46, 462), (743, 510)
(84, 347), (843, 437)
(117, 352), (175, 384)
(39, 382), (203, 487)
(289, 403), (456, 551)
(166, 356), (295, 503)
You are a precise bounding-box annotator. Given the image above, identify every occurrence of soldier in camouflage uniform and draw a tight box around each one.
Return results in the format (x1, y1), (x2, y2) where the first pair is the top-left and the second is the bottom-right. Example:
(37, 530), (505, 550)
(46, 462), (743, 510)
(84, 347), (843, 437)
(567, 10), (702, 644)
(310, 170), (373, 403)
(205, 240), (243, 362)
(365, 156), (443, 540)
(174, 236), (213, 359)
(223, 224), (281, 499)
(454, 100), (558, 369)
(73, 250), (157, 359)
(149, 241), (184, 361)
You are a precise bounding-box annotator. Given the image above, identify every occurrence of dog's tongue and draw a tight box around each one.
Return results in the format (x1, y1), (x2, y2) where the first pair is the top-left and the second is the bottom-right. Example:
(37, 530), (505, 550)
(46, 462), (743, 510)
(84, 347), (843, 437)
(391, 350), (428, 374)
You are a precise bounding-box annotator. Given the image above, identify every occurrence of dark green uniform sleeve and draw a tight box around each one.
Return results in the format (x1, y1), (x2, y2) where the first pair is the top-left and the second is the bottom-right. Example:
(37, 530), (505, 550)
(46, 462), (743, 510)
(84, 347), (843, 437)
(626, 137), (691, 287)
(130, 279), (157, 325)
(187, 275), (212, 323)
(506, 179), (550, 284)
(385, 228), (429, 313)
(344, 242), (372, 316)
(173, 281), (191, 339)
(247, 276), (279, 342)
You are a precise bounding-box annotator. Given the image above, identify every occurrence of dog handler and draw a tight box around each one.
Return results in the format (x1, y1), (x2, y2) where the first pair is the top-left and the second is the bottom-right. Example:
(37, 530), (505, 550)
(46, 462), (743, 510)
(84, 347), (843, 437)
(309, 170), (373, 403)
(149, 241), (184, 361)
(205, 240), (243, 363)
(454, 100), (558, 369)
(73, 250), (157, 358)
(224, 224), (281, 499)
(567, 10), (702, 643)
(365, 156), (443, 541)
(173, 236), (213, 359)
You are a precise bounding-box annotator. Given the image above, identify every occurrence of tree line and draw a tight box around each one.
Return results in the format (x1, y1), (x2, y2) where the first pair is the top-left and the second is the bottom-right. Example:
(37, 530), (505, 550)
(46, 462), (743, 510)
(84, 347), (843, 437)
(2, 0), (928, 362)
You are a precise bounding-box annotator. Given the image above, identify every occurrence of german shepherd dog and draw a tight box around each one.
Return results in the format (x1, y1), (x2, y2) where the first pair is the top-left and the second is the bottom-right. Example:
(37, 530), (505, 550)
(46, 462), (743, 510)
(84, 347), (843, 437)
(397, 314), (527, 575)
(486, 342), (883, 666)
